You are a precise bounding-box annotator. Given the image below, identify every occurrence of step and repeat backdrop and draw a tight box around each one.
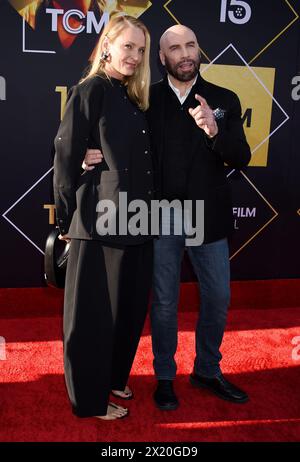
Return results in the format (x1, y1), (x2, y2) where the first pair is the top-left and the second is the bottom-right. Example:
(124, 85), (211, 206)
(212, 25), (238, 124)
(0, 0), (299, 286)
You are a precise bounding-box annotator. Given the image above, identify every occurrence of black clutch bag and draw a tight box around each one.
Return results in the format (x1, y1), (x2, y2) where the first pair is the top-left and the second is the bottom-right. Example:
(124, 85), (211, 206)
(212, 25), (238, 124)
(44, 228), (70, 288)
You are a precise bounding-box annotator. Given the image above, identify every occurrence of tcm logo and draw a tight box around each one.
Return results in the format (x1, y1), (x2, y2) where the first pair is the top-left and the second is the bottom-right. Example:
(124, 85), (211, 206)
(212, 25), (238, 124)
(0, 76), (6, 101)
(46, 8), (108, 34)
(8, 1), (112, 35)
(201, 64), (276, 167)
(9, 1), (151, 35)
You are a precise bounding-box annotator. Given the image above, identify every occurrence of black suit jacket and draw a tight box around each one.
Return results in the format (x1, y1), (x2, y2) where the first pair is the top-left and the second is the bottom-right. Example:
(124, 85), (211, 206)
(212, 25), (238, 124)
(147, 75), (251, 243)
(53, 75), (154, 245)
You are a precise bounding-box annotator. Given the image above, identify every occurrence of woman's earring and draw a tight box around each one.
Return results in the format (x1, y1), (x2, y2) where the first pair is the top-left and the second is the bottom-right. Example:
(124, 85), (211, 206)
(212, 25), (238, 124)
(100, 50), (110, 62)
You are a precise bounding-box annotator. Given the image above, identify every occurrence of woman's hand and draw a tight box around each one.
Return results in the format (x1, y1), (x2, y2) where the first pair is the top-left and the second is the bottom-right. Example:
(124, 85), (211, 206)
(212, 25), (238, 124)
(58, 234), (71, 243)
(82, 149), (104, 171)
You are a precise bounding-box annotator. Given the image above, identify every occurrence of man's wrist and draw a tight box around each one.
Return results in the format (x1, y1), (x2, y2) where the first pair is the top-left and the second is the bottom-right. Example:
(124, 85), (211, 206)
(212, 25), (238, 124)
(204, 131), (218, 149)
(206, 133), (217, 140)
(206, 124), (219, 139)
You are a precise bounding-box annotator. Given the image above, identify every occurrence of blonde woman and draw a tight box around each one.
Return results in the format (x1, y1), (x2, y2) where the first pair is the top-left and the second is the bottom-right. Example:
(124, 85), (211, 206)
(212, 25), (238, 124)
(53, 15), (153, 420)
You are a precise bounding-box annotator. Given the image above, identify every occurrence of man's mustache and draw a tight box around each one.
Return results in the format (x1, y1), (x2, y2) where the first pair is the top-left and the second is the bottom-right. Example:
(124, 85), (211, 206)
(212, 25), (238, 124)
(176, 60), (196, 69)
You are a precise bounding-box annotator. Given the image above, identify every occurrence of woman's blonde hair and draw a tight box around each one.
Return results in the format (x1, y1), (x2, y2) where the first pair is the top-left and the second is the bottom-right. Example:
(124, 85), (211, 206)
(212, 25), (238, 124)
(81, 14), (151, 111)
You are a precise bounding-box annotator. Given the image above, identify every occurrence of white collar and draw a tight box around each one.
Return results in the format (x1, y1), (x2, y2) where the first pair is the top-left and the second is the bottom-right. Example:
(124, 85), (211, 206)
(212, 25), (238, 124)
(167, 75), (198, 103)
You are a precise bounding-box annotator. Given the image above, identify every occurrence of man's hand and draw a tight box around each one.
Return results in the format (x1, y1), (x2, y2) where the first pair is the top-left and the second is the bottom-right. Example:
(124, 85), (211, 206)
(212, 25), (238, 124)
(82, 149), (104, 171)
(189, 94), (218, 138)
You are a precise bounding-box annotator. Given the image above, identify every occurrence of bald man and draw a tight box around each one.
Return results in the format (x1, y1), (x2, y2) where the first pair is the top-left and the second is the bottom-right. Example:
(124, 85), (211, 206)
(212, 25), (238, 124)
(147, 25), (250, 410)
(83, 24), (251, 410)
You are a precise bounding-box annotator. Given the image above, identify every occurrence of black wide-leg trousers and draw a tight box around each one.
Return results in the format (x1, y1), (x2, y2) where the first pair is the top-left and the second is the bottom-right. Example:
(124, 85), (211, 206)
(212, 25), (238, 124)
(63, 239), (153, 417)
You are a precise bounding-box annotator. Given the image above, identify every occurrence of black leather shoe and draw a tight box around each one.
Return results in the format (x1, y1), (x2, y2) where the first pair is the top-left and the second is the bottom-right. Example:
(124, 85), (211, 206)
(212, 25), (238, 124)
(153, 380), (179, 410)
(190, 372), (249, 404)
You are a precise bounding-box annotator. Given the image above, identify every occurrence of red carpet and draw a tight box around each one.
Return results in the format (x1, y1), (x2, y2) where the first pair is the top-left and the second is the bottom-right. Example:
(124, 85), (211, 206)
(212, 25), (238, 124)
(0, 281), (300, 442)
(1, 279), (300, 318)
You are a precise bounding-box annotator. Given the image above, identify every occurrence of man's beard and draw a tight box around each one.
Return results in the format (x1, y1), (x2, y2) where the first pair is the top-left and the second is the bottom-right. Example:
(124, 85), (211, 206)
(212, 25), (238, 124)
(164, 53), (201, 82)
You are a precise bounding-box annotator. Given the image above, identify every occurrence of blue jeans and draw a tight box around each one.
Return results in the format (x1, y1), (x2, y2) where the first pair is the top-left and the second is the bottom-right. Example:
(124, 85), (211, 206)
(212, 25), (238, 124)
(150, 208), (230, 379)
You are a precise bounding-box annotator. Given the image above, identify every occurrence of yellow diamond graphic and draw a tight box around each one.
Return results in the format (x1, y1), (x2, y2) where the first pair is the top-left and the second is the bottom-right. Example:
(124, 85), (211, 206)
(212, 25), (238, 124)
(164, 0), (299, 65)
(229, 171), (278, 260)
(200, 44), (289, 167)
(201, 63), (276, 167)
(249, 0), (299, 64)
